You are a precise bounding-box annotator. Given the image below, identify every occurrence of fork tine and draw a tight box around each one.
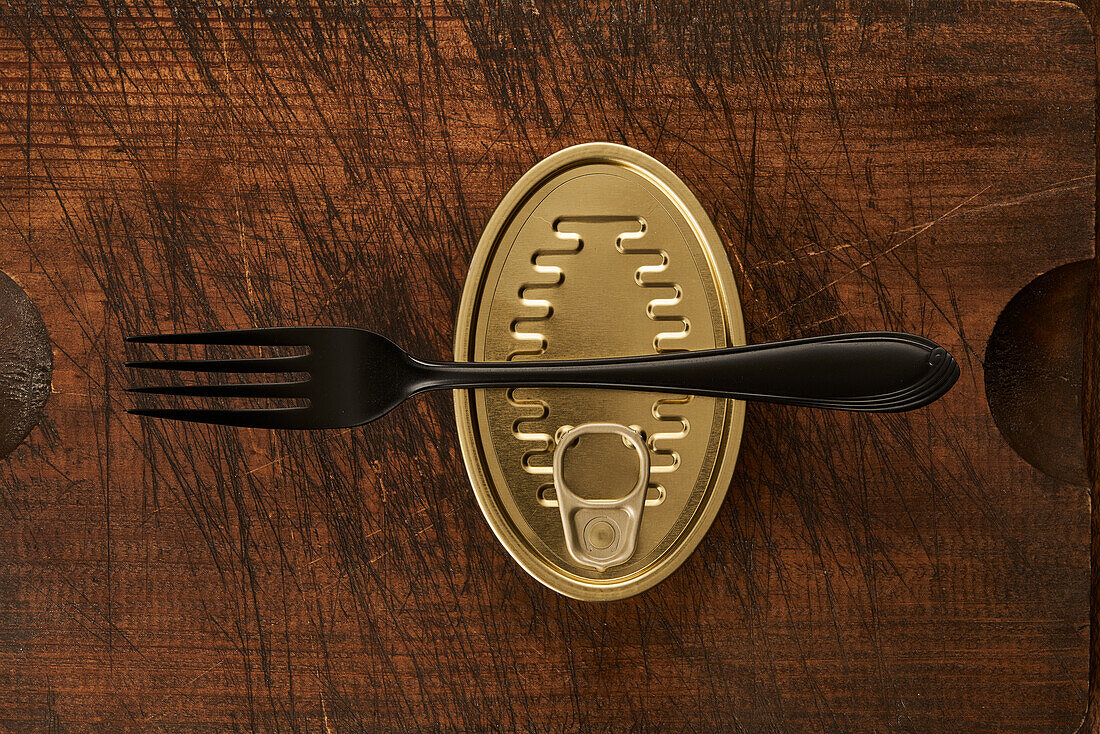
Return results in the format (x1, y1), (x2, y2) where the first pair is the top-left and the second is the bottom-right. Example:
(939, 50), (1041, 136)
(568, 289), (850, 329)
(125, 355), (308, 373)
(125, 327), (313, 347)
(126, 381), (309, 399)
(127, 407), (317, 429)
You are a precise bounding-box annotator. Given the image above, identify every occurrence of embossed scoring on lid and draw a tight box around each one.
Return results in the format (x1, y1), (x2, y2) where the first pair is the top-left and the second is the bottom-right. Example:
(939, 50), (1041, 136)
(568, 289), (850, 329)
(455, 143), (745, 600)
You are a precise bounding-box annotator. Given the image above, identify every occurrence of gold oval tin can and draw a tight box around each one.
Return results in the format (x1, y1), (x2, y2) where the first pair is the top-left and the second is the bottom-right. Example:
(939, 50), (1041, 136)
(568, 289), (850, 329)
(454, 143), (745, 600)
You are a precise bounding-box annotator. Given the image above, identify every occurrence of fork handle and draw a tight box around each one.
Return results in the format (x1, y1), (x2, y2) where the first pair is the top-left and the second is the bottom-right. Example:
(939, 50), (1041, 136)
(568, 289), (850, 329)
(415, 332), (958, 412)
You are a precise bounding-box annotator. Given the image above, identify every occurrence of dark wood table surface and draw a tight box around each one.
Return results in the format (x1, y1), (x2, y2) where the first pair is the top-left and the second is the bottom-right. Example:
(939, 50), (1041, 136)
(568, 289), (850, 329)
(1, 1), (1098, 731)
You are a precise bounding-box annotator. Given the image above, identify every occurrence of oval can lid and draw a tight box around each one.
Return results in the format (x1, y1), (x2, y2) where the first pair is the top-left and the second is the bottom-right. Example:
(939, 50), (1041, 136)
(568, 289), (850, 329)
(454, 143), (745, 600)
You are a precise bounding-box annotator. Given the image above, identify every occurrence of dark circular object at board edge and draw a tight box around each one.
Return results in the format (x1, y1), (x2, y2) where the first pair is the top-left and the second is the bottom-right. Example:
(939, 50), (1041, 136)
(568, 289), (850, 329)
(984, 259), (1089, 487)
(0, 269), (52, 458)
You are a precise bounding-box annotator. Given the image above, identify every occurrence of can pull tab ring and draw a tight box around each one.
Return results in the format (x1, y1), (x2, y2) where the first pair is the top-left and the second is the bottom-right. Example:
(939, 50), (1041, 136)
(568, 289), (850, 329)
(553, 423), (650, 571)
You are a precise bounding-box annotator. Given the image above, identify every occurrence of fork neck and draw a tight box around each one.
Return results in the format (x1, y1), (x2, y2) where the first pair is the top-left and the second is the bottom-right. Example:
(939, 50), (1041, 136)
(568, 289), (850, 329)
(408, 358), (563, 392)
(407, 353), (692, 392)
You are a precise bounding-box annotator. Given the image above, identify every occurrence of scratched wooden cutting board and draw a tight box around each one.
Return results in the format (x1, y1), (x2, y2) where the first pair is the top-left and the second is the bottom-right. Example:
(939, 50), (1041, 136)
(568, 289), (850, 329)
(0, 1), (1092, 730)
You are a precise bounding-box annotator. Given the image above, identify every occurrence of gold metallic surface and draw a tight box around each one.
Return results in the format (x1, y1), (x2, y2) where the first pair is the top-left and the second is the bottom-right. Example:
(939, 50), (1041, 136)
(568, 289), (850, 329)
(454, 143), (745, 600)
(552, 423), (650, 572)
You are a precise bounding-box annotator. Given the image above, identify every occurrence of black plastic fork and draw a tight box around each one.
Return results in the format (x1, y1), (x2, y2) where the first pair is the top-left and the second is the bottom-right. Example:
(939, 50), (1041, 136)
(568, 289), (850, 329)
(125, 327), (959, 429)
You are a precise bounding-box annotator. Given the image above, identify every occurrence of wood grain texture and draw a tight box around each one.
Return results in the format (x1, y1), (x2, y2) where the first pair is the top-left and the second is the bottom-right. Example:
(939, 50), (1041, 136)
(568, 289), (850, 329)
(0, 1), (1093, 731)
